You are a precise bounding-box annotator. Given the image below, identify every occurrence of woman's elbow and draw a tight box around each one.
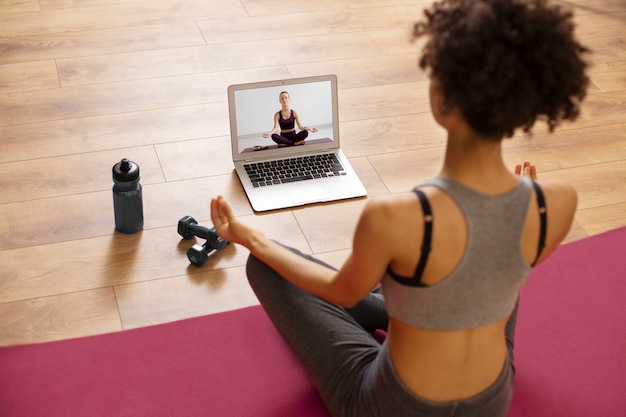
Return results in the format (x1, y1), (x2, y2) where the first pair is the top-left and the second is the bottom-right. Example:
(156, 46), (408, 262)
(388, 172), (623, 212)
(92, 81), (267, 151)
(326, 286), (365, 308)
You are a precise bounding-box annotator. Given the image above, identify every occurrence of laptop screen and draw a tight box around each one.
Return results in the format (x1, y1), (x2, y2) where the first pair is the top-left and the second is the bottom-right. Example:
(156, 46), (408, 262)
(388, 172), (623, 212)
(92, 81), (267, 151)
(228, 75), (339, 161)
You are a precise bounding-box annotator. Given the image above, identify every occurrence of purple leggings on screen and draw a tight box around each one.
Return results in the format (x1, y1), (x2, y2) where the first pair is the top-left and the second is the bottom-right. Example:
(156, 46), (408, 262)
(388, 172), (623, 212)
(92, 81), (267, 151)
(271, 130), (308, 145)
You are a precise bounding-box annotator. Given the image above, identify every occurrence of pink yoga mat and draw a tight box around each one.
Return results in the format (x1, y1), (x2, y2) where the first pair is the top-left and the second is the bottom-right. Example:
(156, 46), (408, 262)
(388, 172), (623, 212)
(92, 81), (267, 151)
(509, 226), (626, 417)
(0, 306), (329, 417)
(1, 227), (625, 417)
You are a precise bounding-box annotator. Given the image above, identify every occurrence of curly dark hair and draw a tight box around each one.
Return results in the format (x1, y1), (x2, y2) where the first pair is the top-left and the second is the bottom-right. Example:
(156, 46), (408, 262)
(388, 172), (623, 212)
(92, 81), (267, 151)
(414, 0), (590, 139)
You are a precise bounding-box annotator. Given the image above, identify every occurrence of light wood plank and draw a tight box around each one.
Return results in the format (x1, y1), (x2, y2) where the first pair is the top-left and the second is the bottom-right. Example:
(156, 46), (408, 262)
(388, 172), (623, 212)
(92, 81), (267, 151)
(292, 199), (368, 253)
(572, 11), (626, 40)
(557, 0), (626, 15)
(540, 160), (626, 210)
(0, 289), (122, 346)
(581, 35), (626, 66)
(339, 81), (432, 122)
(0, 61), (59, 93)
(0, 0), (244, 36)
(576, 202), (626, 235)
(367, 146), (445, 193)
(239, 0), (429, 16)
(0, 103), (230, 164)
(562, 220), (591, 243)
(287, 54), (426, 90)
(502, 123), (626, 172)
(589, 61), (626, 92)
(0, 146), (164, 204)
(196, 6), (420, 44)
(553, 90), (626, 132)
(39, 0), (134, 8)
(340, 113), (445, 158)
(115, 267), (259, 329)
(0, 0), (40, 13)
(0, 211), (309, 304)
(0, 23), (207, 65)
(155, 136), (234, 182)
(40, 0), (181, 10)
(57, 30), (417, 86)
(348, 156), (393, 198)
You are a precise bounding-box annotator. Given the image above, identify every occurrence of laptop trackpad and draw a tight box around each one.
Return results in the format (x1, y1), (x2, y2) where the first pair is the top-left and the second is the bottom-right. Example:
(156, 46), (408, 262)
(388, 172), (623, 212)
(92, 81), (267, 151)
(287, 182), (328, 204)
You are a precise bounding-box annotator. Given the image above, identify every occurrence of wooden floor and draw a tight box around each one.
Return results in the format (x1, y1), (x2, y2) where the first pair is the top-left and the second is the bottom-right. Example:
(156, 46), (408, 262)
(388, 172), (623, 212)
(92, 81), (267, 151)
(1, 0), (625, 346)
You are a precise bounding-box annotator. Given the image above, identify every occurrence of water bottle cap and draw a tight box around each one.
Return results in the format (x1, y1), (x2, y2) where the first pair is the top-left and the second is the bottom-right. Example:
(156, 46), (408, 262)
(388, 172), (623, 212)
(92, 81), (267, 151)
(112, 158), (140, 182)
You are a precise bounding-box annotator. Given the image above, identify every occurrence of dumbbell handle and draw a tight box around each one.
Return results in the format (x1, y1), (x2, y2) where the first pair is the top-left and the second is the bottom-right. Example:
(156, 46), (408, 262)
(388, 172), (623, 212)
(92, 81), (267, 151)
(187, 223), (213, 240)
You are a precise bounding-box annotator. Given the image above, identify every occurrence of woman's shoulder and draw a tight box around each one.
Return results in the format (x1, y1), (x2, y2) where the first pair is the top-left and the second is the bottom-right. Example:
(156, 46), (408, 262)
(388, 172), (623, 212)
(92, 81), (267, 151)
(361, 192), (426, 225)
(365, 191), (421, 209)
(535, 178), (577, 208)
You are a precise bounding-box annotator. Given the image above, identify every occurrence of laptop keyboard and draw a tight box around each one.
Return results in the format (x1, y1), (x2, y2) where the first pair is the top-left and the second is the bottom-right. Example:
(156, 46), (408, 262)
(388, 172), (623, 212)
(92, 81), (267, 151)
(244, 153), (347, 187)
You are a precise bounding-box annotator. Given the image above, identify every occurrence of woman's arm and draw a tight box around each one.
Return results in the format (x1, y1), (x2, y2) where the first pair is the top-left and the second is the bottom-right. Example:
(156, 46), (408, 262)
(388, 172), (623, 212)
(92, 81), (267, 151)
(210, 196), (392, 306)
(263, 112), (280, 138)
(515, 161), (577, 266)
(293, 111), (318, 133)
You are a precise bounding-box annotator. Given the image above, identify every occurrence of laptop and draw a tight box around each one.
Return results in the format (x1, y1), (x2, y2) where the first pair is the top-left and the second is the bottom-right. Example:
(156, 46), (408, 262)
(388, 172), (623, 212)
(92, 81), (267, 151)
(227, 74), (367, 212)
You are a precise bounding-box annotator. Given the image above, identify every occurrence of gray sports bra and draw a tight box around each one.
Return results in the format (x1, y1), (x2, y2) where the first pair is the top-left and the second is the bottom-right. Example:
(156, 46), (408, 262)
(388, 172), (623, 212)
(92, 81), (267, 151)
(381, 176), (546, 330)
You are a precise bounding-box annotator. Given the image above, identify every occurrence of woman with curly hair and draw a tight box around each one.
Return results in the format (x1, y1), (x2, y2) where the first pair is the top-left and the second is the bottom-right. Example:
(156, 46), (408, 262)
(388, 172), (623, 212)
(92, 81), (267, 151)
(210, 1), (590, 416)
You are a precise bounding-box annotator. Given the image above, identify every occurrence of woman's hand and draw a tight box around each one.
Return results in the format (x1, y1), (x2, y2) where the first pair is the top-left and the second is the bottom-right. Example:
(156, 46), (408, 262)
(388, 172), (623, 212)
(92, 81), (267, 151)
(515, 161), (537, 180)
(210, 195), (259, 247)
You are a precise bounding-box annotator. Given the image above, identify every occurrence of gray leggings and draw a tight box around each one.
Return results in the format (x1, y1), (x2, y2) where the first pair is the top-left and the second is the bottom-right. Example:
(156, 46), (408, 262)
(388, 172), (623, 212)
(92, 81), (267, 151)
(246, 247), (517, 417)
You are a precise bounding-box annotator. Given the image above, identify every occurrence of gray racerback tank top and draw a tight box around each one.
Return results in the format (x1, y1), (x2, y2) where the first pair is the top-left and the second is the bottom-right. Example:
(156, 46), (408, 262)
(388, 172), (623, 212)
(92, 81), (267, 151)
(381, 176), (535, 330)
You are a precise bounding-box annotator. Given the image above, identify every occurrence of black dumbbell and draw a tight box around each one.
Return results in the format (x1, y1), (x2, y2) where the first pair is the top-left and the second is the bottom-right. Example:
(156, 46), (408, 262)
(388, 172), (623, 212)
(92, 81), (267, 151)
(177, 216), (228, 267)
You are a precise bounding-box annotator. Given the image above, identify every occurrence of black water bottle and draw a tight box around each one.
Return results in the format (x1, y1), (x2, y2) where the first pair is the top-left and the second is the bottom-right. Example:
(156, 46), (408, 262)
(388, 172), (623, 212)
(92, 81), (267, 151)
(112, 158), (144, 234)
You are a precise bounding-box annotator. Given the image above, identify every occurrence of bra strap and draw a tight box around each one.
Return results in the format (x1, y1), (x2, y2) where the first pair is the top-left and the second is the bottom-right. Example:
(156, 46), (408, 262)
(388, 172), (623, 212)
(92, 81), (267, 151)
(413, 188), (433, 282)
(531, 181), (547, 267)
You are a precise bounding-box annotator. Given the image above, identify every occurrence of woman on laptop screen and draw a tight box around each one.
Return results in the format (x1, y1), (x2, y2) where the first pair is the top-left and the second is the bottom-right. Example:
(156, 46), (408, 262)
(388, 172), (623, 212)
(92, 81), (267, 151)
(210, 0), (589, 416)
(263, 91), (318, 146)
